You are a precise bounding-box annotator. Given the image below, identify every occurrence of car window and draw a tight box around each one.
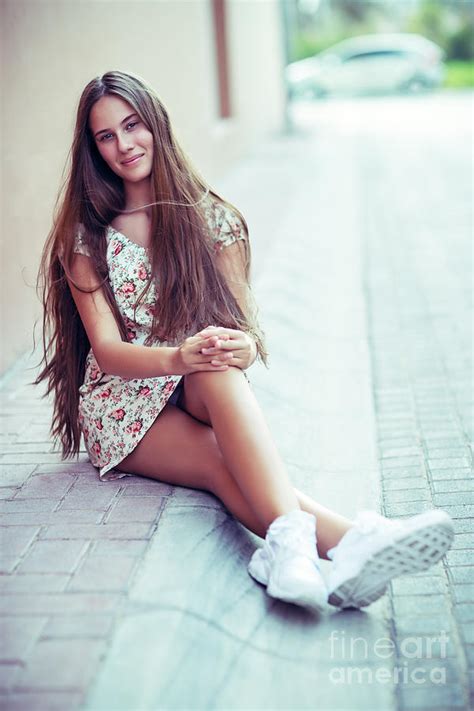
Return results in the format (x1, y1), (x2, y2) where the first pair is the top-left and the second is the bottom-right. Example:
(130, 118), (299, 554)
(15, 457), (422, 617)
(343, 49), (407, 62)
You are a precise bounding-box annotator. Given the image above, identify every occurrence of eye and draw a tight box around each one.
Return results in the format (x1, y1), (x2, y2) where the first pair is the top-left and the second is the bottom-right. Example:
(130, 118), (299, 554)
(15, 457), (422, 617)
(99, 133), (113, 142)
(126, 121), (139, 130)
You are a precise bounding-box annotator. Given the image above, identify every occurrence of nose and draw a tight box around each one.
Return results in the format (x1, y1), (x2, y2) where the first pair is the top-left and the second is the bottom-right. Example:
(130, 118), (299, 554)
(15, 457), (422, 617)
(116, 130), (133, 153)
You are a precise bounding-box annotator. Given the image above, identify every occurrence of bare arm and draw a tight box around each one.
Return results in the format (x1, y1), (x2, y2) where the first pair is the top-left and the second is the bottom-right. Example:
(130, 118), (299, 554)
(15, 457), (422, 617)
(67, 254), (230, 379)
(198, 240), (258, 369)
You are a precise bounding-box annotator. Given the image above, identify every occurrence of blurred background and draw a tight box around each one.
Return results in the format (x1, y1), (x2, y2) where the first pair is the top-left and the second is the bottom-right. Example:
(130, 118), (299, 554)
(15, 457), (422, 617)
(1, 0), (472, 374)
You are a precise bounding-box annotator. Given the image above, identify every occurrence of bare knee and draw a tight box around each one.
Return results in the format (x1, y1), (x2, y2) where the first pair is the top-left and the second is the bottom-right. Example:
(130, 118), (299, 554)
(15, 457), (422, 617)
(185, 366), (243, 386)
(184, 367), (246, 400)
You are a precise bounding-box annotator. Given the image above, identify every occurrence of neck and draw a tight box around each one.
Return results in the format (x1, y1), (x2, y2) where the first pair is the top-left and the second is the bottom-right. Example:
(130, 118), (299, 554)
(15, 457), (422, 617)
(123, 178), (153, 215)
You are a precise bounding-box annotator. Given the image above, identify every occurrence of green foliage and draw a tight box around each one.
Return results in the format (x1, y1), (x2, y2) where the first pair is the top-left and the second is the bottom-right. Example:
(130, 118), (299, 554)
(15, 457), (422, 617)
(443, 61), (474, 88)
(447, 24), (474, 61)
(292, 0), (474, 63)
(293, 32), (348, 61)
(405, 0), (473, 60)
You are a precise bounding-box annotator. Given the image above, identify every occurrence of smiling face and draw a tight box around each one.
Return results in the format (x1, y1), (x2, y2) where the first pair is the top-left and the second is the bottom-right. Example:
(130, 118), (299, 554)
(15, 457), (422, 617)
(89, 94), (154, 184)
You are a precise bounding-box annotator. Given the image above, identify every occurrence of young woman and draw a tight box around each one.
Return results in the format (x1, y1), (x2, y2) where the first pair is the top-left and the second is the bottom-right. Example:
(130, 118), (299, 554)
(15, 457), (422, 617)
(37, 70), (454, 612)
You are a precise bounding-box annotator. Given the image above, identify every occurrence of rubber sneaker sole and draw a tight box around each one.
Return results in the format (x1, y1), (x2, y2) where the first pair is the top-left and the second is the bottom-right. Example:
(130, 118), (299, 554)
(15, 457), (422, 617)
(266, 557), (328, 612)
(247, 549), (270, 587)
(267, 577), (328, 611)
(328, 510), (454, 609)
(249, 550), (328, 611)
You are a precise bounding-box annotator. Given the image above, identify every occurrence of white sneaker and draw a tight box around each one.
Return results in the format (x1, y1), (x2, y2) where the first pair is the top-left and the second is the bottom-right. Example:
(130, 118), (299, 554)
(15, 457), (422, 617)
(248, 509), (328, 611)
(327, 509), (454, 609)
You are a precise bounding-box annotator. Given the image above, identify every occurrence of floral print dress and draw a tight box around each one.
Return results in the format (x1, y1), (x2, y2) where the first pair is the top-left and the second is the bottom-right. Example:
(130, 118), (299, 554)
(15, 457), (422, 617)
(74, 197), (249, 481)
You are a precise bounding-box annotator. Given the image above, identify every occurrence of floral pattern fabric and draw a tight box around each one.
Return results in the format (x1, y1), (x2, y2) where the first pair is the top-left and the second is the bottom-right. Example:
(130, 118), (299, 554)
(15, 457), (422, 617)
(74, 196), (248, 481)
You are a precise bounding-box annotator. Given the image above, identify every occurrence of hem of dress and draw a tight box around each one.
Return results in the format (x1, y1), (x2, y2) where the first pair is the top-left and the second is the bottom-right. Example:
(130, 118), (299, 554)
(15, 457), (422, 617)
(88, 376), (184, 482)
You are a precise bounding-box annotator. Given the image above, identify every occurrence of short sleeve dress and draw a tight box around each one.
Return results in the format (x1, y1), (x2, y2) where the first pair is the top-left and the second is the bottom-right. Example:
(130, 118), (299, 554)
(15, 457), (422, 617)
(74, 196), (250, 481)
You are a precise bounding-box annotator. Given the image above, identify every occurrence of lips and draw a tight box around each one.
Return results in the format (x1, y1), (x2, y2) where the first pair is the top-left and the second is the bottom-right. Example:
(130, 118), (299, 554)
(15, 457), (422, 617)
(122, 154), (144, 165)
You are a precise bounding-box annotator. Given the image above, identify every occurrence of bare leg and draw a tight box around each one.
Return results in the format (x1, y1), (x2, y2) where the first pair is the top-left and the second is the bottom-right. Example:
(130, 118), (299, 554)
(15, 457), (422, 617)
(118, 369), (353, 558)
(179, 368), (300, 529)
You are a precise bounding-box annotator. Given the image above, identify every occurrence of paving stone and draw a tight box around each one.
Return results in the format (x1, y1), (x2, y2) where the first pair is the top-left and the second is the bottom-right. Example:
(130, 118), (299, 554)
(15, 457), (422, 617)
(0, 664), (23, 692)
(17, 540), (89, 574)
(105, 495), (165, 523)
(391, 576), (447, 597)
(459, 623), (474, 645)
(392, 594), (451, 620)
(426, 447), (470, 458)
(382, 489), (430, 504)
(428, 458), (472, 470)
(89, 539), (148, 557)
(381, 466), (425, 480)
(437, 504), (474, 519)
(0, 690), (83, 710)
(0, 574), (69, 593)
(432, 479), (473, 493)
(0, 593), (121, 615)
(382, 478), (427, 492)
(38, 523), (154, 540)
(397, 682), (466, 709)
(58, 485), (120, 511)
(14, 638), (106, 690)
(33, 461), (96, 478)
(429, 467), (473, 480)
(0, 499), (59, 513)
(0, 526), (40, 557)
(448, 567), (474, 585)
(0, 510), (104, 525)
(394, 616), (452, 637)
(453, 604), (474, 624)
(67, 555), (138, 592)
(0, 488), (20, 499)
(384, 501), (431, 517)
(121, 479), (173, 497)
(433, 491), (474, 506)
(380, 446), (421, 458)
(0, 618), (47, 662)
(451, 533), (474, 549)
(17, 473), (75, 499)
(451, 518), (474, 534)
(446, 549), (474, 566)
(465, 645), (474, 666)
(452, 584), (474, 604)
(0, 557), (19, 574)
(41, 615), (115, 638)
(0, 454), (63, 465)
(0, 465), (37, 487)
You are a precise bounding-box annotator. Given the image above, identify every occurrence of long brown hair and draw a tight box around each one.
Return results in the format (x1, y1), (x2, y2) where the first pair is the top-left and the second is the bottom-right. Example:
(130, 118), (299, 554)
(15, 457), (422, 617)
(36, 70), (269, 458)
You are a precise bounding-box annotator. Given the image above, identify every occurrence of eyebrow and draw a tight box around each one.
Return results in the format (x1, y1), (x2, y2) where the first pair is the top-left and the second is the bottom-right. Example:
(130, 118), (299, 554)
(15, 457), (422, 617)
(94, 113), (139, 138)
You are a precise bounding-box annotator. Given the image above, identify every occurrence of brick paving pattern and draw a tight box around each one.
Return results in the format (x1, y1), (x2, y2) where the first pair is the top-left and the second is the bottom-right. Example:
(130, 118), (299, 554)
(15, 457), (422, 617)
(359, 114), (473, 709)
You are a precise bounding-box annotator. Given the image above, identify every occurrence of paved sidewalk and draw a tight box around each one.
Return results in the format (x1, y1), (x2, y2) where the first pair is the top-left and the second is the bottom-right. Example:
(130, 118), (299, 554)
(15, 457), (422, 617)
(1, 90), (472, 711)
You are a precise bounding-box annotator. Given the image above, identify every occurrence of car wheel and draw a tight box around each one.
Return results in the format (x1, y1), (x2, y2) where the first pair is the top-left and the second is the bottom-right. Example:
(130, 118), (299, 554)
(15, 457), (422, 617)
(399, 77), (428, 94)
(312, 86), (328, 99)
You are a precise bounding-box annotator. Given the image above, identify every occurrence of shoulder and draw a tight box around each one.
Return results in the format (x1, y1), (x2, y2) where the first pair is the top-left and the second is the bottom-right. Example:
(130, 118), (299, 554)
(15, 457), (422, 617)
(73, 223), (91, 257)
(204, 197), (248, 252)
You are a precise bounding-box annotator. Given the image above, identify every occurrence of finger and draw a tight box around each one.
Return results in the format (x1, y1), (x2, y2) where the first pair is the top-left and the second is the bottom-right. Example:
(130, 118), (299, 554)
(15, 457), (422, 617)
(201, 341), (233, 354)
(196, 325), (219, 336)
(198, 327), (235, 338)
(199, 363), (229, 371)
(210, 352), (233, 364)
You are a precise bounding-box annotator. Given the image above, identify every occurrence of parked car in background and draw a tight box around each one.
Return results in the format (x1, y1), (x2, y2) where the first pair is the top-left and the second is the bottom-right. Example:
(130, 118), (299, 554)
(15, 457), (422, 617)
(285, 33), (445, 99)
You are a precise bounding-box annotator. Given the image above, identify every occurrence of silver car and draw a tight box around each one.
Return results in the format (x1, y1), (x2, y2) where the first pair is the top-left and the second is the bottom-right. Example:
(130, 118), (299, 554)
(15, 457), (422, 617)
(285, 33), (445, 99)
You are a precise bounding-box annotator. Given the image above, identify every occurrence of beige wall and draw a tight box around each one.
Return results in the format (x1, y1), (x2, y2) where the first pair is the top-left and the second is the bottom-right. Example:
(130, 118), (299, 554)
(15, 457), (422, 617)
(0, 0), (285, 373)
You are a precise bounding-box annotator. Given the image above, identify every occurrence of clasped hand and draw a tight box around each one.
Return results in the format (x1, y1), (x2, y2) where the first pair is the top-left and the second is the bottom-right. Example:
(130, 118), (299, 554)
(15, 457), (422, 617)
(177, 325), (256, 374)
